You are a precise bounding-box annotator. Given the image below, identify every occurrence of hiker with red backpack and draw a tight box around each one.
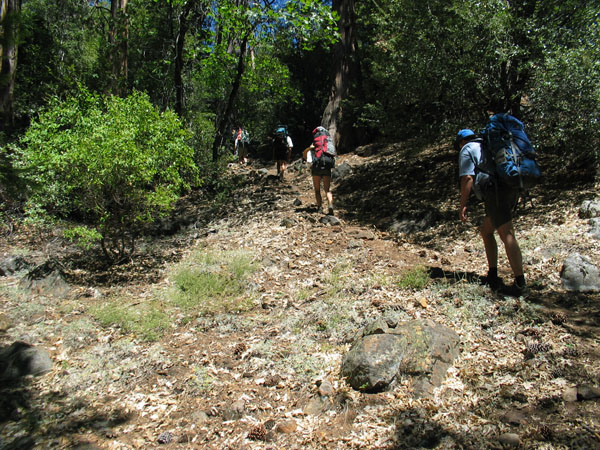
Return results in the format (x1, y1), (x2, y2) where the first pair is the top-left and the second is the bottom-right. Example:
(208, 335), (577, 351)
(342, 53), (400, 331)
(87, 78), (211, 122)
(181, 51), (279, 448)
(456, 116), (537, 297)
(303, 126), (336, 215)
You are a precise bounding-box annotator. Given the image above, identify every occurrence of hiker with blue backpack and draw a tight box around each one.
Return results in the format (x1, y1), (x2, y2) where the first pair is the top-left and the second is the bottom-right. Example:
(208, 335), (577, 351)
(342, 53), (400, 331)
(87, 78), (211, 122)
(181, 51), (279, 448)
(456, 114), (540, 297)
(272, 125), (293, 181)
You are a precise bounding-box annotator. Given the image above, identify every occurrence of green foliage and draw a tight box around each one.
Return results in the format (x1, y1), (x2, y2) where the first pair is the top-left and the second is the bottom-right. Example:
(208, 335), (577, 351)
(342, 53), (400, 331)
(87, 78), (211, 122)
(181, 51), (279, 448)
(169, 250), (258, 315)
(19, 89), (198, 260)
(92, 298), (170, 342)
(396, 265), (430, 290)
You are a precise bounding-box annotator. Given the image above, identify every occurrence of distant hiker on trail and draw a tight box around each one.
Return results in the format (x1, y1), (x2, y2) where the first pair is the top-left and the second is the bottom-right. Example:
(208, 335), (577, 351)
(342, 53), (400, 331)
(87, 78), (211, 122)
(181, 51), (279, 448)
(272, 125), (293, 180)
(303, 126), (336, 215)
(235, 126), (249, 165)
(456, 128), (527, 296)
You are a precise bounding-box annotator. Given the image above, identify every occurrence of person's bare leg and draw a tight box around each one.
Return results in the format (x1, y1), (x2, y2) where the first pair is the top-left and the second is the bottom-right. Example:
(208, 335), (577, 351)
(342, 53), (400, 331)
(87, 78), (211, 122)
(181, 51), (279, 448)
(312, 175), (322, 208)
(496, 220), (524, 278)
(322, 176), (333, 214)
(480, 216), (498, 271)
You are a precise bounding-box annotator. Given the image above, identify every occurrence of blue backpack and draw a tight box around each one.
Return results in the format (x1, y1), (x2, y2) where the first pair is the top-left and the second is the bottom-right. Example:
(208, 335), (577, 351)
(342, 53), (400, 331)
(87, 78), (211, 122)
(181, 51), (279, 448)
(480, 114), (541, 189)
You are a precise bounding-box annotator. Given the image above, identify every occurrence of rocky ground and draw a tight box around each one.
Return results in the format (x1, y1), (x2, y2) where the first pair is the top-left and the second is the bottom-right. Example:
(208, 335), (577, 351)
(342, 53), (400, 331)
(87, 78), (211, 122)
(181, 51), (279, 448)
(1, 141), (600, 450)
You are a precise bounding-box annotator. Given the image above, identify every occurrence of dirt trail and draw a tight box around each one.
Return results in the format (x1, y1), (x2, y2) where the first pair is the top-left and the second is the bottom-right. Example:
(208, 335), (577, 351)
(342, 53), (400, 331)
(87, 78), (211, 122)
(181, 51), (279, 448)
(1, 147), (600, 449)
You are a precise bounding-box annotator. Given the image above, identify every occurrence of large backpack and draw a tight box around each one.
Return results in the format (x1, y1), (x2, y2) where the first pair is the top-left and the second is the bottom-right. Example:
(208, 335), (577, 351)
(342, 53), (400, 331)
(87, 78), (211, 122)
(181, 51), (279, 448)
(312, 126), (336, 170)
(274, 125), (289, 152)
(479, 114), (541, 190)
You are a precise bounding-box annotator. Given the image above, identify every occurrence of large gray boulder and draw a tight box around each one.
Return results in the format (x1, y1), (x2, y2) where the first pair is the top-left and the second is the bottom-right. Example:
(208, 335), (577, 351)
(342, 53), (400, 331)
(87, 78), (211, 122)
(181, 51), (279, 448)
(0, 342), (53, 380)
(560, 253), (600, 292)
(341, 319), (460, 396)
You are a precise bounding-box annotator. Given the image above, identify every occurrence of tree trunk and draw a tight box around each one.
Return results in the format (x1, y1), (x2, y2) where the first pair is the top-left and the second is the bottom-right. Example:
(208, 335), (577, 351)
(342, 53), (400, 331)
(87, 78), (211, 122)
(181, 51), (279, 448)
(211, 33), (248, 162)
(109, 0), (129, 97)
(0, 0), (21, 133)
(321, 0), (356, 153)
(174, 1), (194, 117)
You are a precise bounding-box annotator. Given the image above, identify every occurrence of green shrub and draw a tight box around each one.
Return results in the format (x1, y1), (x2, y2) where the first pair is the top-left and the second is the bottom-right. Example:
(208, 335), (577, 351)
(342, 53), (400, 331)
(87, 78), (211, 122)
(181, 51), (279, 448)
(169, 250), (257, 315)
(19, 89), (198, 261)
(91, 298), (169, 342)
(396, 265), (430, 290)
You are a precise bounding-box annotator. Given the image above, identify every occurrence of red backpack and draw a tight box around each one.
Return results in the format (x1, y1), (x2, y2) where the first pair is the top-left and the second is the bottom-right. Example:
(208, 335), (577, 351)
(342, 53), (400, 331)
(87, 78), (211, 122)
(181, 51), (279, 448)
(312, 126), (336, 169)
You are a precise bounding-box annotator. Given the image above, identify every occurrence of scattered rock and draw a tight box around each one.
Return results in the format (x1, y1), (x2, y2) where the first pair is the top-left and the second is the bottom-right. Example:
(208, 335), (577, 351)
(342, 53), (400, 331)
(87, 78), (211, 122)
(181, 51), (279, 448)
(275, 419), (297, 434)
(332, 162), (352, 179)
(0, 312), (13, 332)
(349, 229), (376, 240)
(317, 380), (335, 397)
(341, 319), (460, 395)
(280, 217), (296, 228)
(579, 199), (600, 218)
(389, 211), (437, 234)
(0, 255), (32, 276)
(563, 387), (578, 402)
(559, 253), (600, 292)
(157, 431), (173, 444)
(589, 218), (600, 239)
(319, 215), (341, 226)
(577, 384), (600, 400)
(293, 198), (302, 206)
(19, 259), (71, 297)
(498, 432), (521, 447)
(500, 409), (528, 426)
(0, 342), (53, 380)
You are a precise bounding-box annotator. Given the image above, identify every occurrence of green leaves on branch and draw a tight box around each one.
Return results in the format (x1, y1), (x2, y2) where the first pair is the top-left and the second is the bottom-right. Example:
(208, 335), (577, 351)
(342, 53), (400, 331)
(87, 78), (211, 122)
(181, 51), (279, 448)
(19, 89), (199, 261)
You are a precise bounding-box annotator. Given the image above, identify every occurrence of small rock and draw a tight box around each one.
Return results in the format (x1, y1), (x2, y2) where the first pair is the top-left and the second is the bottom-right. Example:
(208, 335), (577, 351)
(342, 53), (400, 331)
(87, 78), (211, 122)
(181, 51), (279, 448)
(275, 419), (297, 434)
(560, 253), (600, 292)
(293, 198), (302, 206)
(318, 380), (335, 397)
(498, 432), (521, 447)
(231, 400), (245, 414)
(157, 431), (173, 444)
(280, 217), (295, 228)
(563, 386), (578, 402)
(303, 397), (328, 415)
(579, 199), (600, 218)
(0, 312), (13, 332)
(0, 342), (53, 380)
(319, 215), (341, 226)
(577, 384), (600, 400)
(500, 409), (527, 425)
(191, 411), (210, 423)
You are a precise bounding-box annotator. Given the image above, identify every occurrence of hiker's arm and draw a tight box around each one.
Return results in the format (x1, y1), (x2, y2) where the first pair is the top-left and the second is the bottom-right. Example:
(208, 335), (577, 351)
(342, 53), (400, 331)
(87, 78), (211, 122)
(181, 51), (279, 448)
(459, 175), (474, 222)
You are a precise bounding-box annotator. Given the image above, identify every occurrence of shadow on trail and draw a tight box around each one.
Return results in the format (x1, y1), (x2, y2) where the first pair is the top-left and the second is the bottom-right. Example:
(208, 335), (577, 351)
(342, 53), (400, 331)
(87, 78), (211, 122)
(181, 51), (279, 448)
(334, 142), (597, 247)
(427, 266), (482, 284)
(0, 376), (130, 449)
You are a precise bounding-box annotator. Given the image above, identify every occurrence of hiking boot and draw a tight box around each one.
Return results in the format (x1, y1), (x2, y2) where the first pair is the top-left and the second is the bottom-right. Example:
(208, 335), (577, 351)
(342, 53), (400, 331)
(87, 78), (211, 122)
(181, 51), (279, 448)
(500, 282), (529, 298)
(485, 276), (503, 292)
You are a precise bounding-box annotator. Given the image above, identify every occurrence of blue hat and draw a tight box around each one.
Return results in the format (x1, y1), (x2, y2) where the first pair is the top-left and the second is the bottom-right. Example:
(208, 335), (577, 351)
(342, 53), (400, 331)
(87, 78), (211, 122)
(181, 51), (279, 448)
(456, 129), (475, 140)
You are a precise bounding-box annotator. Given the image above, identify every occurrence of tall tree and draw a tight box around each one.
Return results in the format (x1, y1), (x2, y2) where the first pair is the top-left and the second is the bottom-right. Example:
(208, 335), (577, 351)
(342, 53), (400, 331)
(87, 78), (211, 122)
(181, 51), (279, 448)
(109, 0), (129, 96)
(0, 0), (21, 133)
(321, 0), (356, 152)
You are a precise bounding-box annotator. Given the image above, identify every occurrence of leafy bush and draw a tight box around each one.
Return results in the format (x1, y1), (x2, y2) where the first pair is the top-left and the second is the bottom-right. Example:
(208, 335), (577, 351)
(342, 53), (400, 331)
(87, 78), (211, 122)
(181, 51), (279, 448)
(19, 90), (198, 261)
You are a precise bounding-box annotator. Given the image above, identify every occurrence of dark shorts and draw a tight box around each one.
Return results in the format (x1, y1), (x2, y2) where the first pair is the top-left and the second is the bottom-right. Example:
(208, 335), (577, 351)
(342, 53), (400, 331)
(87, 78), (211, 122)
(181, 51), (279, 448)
(483, 183), (519, 228)
(311, 166), (332, 177)
(274, 147), (289, 161)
